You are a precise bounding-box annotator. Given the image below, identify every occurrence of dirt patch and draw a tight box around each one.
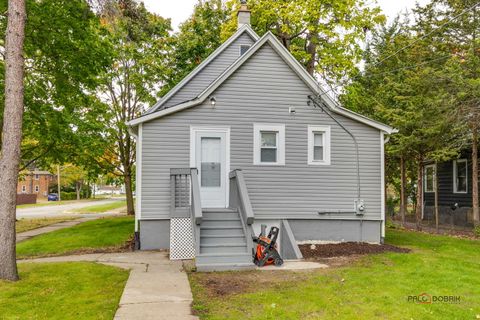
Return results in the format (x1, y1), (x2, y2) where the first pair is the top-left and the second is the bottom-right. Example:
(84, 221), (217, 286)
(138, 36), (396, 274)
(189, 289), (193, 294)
(390, 221), (478, 240)
(189, 269), (312, 298)
(299, 242), (410, 259)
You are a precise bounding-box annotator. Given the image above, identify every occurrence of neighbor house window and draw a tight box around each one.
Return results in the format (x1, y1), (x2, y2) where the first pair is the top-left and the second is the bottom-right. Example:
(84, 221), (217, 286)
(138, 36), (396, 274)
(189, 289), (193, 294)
(308, 125), (331, 165)
(21, 185), (26, 193)
(453, 159), (467, 193)
(253, 124), (285, 165)
(424, 164), (436, 193)
(35, 174), (39, 180)
(35, 185), (39, 193)
(240, 45), (250, 55)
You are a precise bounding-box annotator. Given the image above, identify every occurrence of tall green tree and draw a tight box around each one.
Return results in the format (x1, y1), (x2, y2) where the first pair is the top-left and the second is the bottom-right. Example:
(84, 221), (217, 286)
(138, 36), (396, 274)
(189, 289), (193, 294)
(0, 0), (26, 282)
(0, 0), (112, 173)
(342, 17), (461, 228)
(223, 0), (385, 85)
(97, 0), (173, 215)
(162, 0), (228, 95)
(414, 0), (480, 226)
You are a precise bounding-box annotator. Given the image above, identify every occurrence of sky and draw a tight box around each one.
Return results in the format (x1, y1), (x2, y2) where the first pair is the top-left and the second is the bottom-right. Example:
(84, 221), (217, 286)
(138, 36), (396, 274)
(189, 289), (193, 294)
(143, 0), (431, 30)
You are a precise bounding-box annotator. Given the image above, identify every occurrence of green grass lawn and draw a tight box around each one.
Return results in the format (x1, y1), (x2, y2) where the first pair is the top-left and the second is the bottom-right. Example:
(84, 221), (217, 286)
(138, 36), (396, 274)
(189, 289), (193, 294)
(71, 200), (127, 214)
(16, 217), (78, 233)
(17, 216), (134, 259)
(189, 229), (480, 320)
(0, 262), (128, 319)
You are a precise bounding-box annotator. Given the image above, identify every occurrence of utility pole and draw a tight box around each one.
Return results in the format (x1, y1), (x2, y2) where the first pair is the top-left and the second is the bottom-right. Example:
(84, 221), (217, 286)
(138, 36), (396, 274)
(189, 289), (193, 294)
(57, 165), (61, 201)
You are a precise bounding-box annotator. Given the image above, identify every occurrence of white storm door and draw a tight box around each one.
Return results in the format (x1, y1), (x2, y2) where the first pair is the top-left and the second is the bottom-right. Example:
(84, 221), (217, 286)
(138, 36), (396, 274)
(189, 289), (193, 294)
(195, 131), (227, 208)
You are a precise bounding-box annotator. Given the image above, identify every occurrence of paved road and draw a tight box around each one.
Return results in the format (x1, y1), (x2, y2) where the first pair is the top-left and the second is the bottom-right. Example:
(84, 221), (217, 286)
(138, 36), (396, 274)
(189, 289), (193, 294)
(16, 198), (126, 219)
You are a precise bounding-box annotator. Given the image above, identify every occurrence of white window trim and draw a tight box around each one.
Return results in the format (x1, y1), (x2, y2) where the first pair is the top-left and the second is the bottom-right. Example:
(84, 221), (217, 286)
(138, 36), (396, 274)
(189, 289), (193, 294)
(453, 159), (468, 194)
(424, 164), (436, 193)
(21, 185), (26, 193)
(307, 125), (331, 165)
(253, 124), (285, 166)
(35, 185), (39, 193)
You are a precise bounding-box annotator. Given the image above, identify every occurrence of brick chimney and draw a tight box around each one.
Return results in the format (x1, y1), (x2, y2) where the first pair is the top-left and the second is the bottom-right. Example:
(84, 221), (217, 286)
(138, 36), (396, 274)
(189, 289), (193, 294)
(237, 0), (251, 28)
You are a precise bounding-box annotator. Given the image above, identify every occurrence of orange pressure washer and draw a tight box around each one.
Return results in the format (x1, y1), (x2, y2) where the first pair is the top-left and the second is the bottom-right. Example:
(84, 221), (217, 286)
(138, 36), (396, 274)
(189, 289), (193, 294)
(253, 224), (283, 267)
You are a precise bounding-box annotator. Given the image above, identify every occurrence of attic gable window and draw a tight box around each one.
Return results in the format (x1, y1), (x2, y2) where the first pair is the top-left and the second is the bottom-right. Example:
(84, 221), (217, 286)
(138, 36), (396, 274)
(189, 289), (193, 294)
(240, 45), (250, 56)
(453, 159), (467, 193)
(253, 124), (285, 165)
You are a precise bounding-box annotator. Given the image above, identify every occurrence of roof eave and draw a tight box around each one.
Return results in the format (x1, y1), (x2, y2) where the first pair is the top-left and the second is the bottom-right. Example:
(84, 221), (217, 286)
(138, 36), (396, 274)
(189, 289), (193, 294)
(143, 25), (260, 115)
(127, 30), (397, 135)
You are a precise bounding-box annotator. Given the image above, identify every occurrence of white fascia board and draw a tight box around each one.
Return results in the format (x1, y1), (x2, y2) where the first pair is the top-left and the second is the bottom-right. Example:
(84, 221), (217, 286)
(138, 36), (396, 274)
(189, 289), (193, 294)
(263, 33), (397, 135)
(329, 106), (398, 134)
(144, 25), (260, 114)
(127, 99), (200, 126)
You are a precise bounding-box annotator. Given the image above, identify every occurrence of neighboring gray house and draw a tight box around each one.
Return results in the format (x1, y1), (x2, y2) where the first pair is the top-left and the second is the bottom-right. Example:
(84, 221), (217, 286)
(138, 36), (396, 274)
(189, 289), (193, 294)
(127, 6), (395, 271)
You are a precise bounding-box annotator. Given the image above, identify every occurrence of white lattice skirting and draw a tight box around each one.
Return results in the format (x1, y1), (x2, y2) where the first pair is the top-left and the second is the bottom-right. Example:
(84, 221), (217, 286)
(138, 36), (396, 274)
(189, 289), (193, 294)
(169, 218), (195, 260)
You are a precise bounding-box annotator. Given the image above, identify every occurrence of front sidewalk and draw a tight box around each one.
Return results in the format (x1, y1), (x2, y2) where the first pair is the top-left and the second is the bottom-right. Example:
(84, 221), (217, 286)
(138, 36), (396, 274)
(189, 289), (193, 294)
(20, 251), (198, 320)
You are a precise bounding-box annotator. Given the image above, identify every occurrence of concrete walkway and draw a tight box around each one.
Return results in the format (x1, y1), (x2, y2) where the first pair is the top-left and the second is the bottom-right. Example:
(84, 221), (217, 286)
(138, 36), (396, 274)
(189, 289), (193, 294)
(16, 214), (122, 243)
(20, 251), (198, 320)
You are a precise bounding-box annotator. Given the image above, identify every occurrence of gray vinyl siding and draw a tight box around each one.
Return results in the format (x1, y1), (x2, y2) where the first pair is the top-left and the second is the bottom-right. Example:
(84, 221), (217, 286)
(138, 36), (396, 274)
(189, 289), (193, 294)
(141, 43), (382, 221)
(162, 33), (255, 108)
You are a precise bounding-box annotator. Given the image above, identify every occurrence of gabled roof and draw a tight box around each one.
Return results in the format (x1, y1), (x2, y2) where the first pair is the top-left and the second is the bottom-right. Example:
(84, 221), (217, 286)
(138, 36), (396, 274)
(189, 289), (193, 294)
(129, 30), (396, 134)
(144, 25), (259, 114)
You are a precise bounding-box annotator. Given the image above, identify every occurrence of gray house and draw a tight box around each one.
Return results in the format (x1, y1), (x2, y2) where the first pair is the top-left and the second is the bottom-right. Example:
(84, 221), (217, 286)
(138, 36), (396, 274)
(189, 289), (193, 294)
(127, 6), (395, 271)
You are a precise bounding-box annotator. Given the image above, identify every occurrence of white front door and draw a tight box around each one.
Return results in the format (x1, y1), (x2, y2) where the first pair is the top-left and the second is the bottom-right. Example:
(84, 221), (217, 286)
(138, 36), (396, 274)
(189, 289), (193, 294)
(192, 129), (229, 208)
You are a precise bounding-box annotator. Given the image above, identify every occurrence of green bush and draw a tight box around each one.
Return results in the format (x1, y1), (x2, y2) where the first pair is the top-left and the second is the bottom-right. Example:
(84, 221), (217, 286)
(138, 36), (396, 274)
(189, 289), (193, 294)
(60, 192), (77, 200)
(474, 225), (480, 238)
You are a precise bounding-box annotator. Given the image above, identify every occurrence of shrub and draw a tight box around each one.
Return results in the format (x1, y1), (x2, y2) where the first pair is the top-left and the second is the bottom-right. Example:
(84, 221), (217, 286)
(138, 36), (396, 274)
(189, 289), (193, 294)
(61, 192), (77, 201)
(474, 225), (480, 238)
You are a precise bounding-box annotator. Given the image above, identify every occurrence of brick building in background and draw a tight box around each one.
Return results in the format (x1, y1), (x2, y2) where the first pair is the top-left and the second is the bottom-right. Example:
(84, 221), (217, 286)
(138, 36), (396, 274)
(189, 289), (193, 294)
(17, 169), (54, 199)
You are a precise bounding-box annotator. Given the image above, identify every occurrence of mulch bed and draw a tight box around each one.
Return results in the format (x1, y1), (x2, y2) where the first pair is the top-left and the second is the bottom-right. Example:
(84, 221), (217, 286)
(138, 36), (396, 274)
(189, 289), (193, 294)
(299, 242), (410, 259)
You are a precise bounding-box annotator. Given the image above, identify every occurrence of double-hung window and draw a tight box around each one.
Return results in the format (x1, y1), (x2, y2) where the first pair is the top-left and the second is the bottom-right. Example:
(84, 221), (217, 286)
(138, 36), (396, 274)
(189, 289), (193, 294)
(253, 124), (285, 165)
(308, 125), (331, 165)
(453, 159), (467, 193)
(424, 164), (436, 192)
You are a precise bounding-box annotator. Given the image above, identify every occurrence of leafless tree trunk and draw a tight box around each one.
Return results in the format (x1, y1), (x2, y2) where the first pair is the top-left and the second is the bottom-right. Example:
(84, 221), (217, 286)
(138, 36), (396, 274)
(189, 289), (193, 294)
(472, 125), (479, 227)
(415, 157), (424, 231)
(400, 156), (407, 226)
(0, 0), (26, 282)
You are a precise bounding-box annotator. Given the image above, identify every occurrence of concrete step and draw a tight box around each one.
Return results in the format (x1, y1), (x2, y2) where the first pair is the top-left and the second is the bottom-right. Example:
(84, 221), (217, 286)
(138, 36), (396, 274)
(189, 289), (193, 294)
(200, 226), (244, 236)
(202, 208), (238, 213)
(200, 243), (248, 254)
(196, 252), (253, 266)
(196, 262), (255, 272)
(200, 235), (246, 245)
(201, 219), (242, 228)
(202, 210), (240, 220)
